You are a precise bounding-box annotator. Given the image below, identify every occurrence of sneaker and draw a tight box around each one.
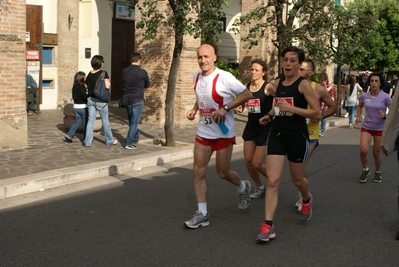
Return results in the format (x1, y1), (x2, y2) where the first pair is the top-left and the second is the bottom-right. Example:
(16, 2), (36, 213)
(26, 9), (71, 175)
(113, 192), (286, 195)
(250, 187), (265, 199)
(256, 223), (276, 242)
(373, 172), (382, 183)
(238, 180), (251, 209)
(64, 136), (72, 143)
(294, 194), (303, 212)
(299, 194), (313, 222)
(125, 145), (137, 150)
(112, 139), (118, 145)
(184, 211), (210, 229)
(359, 169), (370, 183)
(396, 231), (399, 240)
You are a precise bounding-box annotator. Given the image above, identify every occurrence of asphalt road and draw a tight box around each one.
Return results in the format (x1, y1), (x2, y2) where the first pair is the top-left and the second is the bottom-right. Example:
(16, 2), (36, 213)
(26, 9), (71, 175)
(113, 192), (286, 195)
(1, 125), (399, 267)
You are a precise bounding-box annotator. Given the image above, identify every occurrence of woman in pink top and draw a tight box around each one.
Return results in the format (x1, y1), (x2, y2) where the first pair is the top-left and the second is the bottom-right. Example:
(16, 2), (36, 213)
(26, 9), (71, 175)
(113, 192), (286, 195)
(355, 73), (391, 183)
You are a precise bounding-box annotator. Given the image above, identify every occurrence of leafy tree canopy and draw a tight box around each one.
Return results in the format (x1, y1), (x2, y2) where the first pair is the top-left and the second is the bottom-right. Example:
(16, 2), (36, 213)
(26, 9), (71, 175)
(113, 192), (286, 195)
(233, 0), (336, 67)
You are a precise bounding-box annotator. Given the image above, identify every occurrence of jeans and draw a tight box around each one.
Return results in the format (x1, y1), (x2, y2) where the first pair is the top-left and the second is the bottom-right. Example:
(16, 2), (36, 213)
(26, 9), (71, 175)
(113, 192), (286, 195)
(125, 100), (144, 146)
(66, 108), (88, 140)
(319, 116), (327, 135)
(84, 97), (114, 146)
(348, 106), (357, 124)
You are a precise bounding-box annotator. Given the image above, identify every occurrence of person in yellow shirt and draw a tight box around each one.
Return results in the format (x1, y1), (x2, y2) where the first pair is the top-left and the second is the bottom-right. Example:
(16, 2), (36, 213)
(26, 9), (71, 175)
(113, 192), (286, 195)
(294, 59), (337, 211)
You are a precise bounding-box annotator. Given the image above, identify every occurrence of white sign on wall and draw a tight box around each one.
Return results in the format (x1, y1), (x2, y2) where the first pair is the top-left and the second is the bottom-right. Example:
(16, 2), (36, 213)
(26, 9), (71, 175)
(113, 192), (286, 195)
(115, 2), (135, 21)
(27, 61), (40, 86)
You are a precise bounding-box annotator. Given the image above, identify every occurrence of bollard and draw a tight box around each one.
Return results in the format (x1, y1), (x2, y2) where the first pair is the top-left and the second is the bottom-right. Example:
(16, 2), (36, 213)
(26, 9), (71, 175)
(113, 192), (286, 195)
(63, 103), (102, 132)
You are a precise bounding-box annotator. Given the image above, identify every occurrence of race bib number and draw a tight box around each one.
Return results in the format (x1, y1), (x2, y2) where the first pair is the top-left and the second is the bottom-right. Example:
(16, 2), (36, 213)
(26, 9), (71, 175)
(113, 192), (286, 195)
(273, 97), (294, 116)
(246, 98), (261, 113)
(199, 108), (216, 124)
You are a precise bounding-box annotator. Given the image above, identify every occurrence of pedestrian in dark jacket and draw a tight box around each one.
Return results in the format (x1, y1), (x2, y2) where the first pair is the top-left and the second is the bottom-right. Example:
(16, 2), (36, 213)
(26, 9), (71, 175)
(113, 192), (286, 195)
(65, 71), (88, 143)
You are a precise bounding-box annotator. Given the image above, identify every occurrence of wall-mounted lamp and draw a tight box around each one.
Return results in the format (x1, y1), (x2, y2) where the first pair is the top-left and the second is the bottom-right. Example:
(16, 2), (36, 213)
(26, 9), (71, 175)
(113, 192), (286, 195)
(68, 14), (74, 31)
(348, 15), (357, 27)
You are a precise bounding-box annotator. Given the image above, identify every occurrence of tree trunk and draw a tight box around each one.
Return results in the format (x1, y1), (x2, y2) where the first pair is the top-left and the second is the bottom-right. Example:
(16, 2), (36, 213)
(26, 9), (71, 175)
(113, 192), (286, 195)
(336, 65), (342, 117)
(164, 29), (183, 147)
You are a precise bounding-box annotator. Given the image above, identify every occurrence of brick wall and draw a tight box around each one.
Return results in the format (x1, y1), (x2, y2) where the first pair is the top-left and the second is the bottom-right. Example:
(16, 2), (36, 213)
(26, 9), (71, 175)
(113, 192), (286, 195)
(57, 0), (79, 108)
(0, 0), (28, 149)
(135, 1), (200, 128)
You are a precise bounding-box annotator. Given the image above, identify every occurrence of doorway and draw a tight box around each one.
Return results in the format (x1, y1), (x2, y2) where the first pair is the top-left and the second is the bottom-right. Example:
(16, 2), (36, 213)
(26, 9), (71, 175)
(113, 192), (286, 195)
(26, 4), (43, 105)
(111, 19), (135, 101)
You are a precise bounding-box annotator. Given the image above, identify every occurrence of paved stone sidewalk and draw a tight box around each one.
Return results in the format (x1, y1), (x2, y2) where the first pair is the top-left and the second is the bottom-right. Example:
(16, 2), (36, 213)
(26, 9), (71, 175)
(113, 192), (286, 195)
(0, 107), (192, 180)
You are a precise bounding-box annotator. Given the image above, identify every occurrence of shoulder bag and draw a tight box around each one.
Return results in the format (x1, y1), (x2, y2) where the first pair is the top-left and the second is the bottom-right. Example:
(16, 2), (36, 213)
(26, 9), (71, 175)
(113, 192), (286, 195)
(94, 71), (111, 102)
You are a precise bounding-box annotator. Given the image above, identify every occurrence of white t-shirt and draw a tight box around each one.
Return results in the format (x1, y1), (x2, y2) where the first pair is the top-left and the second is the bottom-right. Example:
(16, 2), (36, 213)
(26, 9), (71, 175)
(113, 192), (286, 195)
(346, 83), (363, 106)
(194, 68), (246, 139)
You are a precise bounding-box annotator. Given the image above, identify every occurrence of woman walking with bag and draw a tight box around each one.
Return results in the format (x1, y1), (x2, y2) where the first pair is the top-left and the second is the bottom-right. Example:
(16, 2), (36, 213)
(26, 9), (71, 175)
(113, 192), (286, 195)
(346, 75), (363, 129)
(84, 55), (117, 147)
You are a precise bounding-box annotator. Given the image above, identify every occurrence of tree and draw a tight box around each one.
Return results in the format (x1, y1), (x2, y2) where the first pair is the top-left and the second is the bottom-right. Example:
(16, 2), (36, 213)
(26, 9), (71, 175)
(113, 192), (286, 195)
(326, 5), (357, 116)
(342, 0), (399, 73)
(127, 0), (227, 147)
(234, 0), (336, 70)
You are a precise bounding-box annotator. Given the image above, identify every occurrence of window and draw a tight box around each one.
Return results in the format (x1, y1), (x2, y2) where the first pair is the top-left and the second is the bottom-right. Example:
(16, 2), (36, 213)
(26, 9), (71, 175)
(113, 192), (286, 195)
(42, 47), (54, 64)
(42, 80), (54, 88)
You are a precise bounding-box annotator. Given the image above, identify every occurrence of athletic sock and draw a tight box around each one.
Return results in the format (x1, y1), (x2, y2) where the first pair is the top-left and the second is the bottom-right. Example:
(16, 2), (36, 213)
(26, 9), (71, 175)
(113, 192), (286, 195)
(198, 202), (207, 217)
(265, 220), (273, 227)
(237, 181), (246, 192)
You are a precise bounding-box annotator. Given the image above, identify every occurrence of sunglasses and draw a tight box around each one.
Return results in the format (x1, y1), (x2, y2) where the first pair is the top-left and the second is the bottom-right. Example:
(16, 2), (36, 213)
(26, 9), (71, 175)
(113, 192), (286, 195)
(299, 68), (309, 71)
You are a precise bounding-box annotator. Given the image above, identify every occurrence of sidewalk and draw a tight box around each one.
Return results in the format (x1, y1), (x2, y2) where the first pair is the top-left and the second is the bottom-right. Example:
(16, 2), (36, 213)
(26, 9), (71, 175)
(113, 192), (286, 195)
(0, 107), (348, 199)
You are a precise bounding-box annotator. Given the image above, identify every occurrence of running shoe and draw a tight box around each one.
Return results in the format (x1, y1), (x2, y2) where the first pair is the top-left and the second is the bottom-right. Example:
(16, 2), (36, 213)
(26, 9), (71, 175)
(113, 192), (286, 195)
(299, 194), (313, 222)
(294, 194), (303, 212)
(373, 172), (382, 183)
(359, 169), (370, 183)
(184, 211), (210, 229)
(256, 222), (276, 242)
(238, 180), (251, 209)
(250, 187), (265, 199)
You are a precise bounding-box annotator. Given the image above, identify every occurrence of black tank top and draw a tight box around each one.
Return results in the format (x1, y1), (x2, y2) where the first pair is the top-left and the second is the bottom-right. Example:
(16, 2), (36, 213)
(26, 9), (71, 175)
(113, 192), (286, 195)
(246, 82), (274, 127)
(272, 76), (308, 134)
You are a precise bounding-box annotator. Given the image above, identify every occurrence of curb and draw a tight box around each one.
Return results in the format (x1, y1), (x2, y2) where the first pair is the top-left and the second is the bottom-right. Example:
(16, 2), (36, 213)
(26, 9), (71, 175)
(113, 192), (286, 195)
(0, 141), (196, 199)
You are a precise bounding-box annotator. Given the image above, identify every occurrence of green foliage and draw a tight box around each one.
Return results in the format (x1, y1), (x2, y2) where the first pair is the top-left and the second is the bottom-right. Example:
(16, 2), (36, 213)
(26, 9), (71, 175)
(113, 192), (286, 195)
(345, 0), (399, 73)
(311, 73), (319, 83)
(215, 61), (239, 79)
(127, 0), (227, 43)
(233, 0), (336, 66)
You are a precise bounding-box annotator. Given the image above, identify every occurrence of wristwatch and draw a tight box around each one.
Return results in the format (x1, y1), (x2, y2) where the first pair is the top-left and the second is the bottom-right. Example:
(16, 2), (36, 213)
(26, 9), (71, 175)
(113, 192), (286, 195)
(265, 113), (273, 120)
(223, 104), (230, 112)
